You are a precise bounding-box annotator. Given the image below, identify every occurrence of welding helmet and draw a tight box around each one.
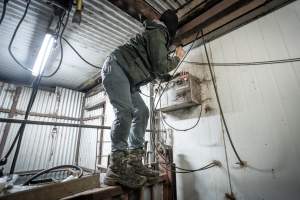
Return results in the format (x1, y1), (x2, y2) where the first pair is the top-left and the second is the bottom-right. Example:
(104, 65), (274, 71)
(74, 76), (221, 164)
(159, 9), (178, 40)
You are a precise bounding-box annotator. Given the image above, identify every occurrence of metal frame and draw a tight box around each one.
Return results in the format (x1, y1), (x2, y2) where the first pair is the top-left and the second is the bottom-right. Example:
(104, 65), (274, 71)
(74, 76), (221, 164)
(0, 118), (159, 132)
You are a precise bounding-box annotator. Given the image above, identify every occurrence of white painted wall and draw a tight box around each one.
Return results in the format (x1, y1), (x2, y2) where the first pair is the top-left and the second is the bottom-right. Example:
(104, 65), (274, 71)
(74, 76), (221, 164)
(166, 1), (300, 199)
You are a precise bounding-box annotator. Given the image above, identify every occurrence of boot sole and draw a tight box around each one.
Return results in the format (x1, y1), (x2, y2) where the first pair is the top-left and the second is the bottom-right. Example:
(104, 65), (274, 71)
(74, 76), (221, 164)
(103, 177), (146, 189)
(103, 177), (119, 186)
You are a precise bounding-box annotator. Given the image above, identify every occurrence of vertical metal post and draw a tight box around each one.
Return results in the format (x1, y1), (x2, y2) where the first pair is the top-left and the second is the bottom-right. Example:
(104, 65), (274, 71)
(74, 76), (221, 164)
(75, 94), (86, 165)
(0, 87), (22, 157)
(166, 147), (177, 200)
(97, 103), (106, 167)
(149, 83), (155, 163)
(10, 76), (42, 174)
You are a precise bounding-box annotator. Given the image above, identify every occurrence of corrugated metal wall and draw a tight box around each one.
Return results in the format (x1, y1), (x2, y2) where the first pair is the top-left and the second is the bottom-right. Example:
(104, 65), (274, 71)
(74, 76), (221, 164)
(0, 0), (143, 89)
(0, 81), (84, 173)
(0, 81), (152, 173)
(78, 90), (106, 170)
(77, 84), (152, 170)
(163, 1), (300, 199)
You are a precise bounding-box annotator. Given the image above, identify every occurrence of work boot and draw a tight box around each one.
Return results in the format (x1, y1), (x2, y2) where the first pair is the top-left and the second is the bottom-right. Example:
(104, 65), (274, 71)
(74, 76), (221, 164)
(104, 151), (147, 189)
(128, 148), (159, 178)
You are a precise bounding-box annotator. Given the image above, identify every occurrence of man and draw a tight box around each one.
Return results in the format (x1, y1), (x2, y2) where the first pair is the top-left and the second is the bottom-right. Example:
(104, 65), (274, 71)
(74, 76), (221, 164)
(101, 10), (185, 188)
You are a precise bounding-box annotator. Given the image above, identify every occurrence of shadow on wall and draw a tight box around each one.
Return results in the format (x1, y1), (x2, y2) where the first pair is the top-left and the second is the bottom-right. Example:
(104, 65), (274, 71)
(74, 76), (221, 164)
(177, 154), (200, 200)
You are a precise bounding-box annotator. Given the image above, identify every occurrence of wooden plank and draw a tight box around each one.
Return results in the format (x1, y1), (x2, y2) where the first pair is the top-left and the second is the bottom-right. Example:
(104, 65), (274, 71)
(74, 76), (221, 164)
(174, 0), (294, 46)
(75, 94), (86, 165)
(177, 0), (240, 36)
(62, 175), (168, 200)
(174, 0), (265, 45)
(97, 104), (106, 167)
(0, 175), (100, 200)
(177, 0), (207, 19)
(62, 186), (124, 200)
(107, 0), (159, 21)
(0, 108), (81, 121)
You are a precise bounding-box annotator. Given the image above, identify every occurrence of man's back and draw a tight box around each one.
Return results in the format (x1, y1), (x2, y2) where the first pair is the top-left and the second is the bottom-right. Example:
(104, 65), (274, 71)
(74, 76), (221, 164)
(112, 20), (179, 88)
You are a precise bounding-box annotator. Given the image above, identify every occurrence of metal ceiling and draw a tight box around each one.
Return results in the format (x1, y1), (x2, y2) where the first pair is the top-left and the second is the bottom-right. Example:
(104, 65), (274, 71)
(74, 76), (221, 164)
(0, 0), (143, 90)
(145, 0), (193, 13)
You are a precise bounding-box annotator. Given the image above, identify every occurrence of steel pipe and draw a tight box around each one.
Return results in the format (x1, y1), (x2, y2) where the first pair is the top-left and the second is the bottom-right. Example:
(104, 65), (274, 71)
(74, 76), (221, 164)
(0, 118), (161, 133)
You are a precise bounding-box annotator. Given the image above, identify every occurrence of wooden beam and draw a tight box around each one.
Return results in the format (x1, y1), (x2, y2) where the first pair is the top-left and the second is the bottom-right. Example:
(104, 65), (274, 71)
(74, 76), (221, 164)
(0, 87), (22, 157)
(75, 94), (86, 165)
(107, 0), (159, 21)
(177, 0), (242, 36)
(1, 175), (100, 200)
(174, 0), (294, 46)
(97, 104), (106, 167)
(177, 0), (207, 19)
(62, 186), (123, 200)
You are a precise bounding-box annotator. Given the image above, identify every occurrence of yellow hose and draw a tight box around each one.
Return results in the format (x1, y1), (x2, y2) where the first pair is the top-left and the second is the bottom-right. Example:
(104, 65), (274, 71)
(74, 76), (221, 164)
(76, 0), (83, 11)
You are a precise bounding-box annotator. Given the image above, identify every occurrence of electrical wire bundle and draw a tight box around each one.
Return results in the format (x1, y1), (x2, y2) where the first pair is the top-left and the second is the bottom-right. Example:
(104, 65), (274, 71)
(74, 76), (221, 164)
(147, 31), (221, 174)
(184, 57), (300, 67)
(149, 26), (248, 174)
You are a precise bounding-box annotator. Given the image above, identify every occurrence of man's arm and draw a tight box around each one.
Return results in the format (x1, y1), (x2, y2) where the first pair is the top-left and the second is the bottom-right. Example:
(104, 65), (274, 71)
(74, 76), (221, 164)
(147, 29), (180, 75)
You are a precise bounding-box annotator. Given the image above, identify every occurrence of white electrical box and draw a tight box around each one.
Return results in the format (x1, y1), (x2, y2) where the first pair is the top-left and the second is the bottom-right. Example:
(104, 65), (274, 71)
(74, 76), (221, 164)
(157, 74), (205, 112)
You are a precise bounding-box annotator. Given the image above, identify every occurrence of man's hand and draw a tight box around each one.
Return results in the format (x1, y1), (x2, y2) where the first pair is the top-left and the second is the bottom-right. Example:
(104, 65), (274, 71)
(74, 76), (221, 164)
(176, 46), (186, 60)
(160, 74), (172, 82)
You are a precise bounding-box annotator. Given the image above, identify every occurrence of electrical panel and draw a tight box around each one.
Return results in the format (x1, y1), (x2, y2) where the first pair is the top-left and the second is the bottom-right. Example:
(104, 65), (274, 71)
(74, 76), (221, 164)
(157, 73), (206, 112)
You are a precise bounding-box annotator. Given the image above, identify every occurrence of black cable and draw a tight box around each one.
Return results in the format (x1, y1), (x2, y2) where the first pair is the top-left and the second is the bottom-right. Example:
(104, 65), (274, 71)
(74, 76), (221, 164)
(183, 57), (300, 66)
(8, 0), (33, 73)
(0, 0), (9, 25)
(138, 88), (152, 98)
(148, 30), (205, 173)
(159, 162), (216, 174)
(151, 114), (216, 173)
(0, 76), (40, 168)
(42, 10), (70, 78)
(62, 37), (101, 69)
(7, 0), (69, 78)
(160, 105), (203, 131)
(6, 75), (43, 174)
(23, 165), (83, 185)
(150, 36), (199, 138)
(201, 29), (245, 166)
(2, 12), (68, 169)
(55, 11), (66, 39)
(153, 30), (201, 113)
(150, 125), (217, 173)
(174, 162), (215, 172)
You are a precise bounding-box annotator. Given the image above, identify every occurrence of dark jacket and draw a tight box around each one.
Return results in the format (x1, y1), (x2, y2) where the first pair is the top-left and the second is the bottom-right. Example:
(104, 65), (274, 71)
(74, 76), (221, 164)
(112, 20), (180, 87)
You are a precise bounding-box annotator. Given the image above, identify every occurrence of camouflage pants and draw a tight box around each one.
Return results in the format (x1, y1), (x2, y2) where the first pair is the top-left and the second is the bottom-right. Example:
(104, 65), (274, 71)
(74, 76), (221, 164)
(101, 55), (149, 152)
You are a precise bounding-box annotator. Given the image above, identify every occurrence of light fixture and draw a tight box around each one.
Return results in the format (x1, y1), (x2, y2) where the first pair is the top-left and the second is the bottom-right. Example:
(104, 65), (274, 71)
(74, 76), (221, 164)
(32, 33), (55, 76)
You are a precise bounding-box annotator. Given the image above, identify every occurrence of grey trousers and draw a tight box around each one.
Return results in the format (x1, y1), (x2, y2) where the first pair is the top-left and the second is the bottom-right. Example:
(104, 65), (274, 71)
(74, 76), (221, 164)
(101, 55), (149, 152)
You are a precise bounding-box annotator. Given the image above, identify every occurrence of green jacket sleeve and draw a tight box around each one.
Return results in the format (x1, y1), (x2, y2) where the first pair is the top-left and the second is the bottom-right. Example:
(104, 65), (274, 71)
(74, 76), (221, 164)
(147, 29), (180, 75)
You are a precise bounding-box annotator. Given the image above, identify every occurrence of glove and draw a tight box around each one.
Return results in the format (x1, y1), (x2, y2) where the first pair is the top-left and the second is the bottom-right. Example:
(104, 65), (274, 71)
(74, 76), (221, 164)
(159, 74), (172, 82)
